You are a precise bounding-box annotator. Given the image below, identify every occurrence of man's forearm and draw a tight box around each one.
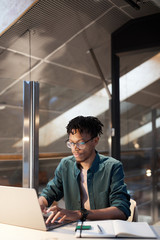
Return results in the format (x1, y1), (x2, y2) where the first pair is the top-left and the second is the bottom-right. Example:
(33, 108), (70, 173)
(45, 206), (127, 223)
(86, 207), (127, 221)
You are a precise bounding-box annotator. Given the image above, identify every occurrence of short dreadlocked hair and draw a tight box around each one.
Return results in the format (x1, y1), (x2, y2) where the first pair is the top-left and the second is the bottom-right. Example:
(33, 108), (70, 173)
(66, 116), (103, 138)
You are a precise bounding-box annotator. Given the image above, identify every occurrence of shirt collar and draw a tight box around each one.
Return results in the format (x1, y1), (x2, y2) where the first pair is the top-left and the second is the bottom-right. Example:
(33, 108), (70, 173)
(88, 151), (99, 173)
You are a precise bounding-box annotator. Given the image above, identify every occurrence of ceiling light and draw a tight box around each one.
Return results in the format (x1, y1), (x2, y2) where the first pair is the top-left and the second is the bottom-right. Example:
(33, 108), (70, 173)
(146, 169), (152, 177)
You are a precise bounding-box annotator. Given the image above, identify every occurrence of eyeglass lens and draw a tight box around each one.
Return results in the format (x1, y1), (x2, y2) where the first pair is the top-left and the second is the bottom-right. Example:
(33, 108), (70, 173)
(66, 141), (85, 149)
(66, 137), (95, 149)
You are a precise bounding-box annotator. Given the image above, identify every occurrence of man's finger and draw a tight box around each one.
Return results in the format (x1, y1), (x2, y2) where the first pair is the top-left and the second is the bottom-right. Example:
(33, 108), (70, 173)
(51, 211), (61, 223)
(58, 214), (66, 223)
(46, 212), (54, 224)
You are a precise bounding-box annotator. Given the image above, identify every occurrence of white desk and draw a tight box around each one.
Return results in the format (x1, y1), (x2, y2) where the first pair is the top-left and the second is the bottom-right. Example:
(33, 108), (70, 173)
(0, 222), (159, 240)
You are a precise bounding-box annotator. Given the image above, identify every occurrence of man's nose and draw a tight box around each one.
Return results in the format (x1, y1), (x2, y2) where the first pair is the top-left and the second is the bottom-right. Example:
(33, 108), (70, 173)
(72, 143), (79, 150)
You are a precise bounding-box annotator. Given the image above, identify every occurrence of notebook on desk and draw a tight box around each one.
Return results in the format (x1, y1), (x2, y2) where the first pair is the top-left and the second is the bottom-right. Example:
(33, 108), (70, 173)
(0, 185), (73, 231)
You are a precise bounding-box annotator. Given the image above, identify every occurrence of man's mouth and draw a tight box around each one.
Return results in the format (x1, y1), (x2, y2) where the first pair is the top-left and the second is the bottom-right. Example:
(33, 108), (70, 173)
(73, 152), (81, 157)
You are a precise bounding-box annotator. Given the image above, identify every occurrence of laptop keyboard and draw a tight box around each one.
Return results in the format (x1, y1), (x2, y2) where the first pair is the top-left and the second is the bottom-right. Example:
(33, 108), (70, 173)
(43, 215), (73, 230)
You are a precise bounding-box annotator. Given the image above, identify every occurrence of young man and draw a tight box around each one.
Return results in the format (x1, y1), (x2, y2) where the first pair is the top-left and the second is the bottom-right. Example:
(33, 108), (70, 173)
(39, 116), (130, 224)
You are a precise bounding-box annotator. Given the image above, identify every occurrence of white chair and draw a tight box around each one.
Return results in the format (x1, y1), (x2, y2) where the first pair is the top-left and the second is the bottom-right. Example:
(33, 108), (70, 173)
(128, 199), (138, 222)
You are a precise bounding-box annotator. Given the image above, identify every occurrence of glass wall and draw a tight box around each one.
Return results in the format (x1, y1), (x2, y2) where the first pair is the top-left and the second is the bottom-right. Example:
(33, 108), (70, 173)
(0, 83), (23, 187)
(0, 51), (160, 224)
(120, 53), (160, 224)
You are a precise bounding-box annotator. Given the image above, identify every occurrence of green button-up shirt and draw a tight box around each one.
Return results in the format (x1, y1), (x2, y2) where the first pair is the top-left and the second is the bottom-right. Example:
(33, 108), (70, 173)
(40, 152), (131, 218)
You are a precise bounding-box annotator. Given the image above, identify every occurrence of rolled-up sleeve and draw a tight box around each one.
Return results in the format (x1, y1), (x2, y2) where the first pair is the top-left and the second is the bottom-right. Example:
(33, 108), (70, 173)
(40, 162), (64, 206)
(109, 161), (131, 218)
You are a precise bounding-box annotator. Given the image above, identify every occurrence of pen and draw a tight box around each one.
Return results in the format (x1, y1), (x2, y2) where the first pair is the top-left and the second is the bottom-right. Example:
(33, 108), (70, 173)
(97, 224), (103, 233)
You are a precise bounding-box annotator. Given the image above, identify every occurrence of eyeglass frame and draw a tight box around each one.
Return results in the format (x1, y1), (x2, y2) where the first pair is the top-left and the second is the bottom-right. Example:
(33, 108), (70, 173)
(66, 136), (96, 149)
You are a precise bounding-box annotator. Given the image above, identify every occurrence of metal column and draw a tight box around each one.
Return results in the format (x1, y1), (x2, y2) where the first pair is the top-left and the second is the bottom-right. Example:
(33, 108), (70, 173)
(151, 109), (158, 223)
(111, 53), (120, 160)
(23, 81), (39, 192)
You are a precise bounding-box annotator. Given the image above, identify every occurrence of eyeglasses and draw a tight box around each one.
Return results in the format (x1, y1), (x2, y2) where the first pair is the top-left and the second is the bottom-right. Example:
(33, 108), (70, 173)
(66, 136), (95, 149)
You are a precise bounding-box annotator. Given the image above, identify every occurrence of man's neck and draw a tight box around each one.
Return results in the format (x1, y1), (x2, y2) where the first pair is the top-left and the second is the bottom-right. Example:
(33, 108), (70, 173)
(80, 151), (96, 170)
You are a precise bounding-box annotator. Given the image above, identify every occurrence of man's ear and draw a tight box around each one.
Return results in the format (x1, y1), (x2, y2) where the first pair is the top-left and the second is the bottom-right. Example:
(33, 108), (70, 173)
(94, 136), (99, 146)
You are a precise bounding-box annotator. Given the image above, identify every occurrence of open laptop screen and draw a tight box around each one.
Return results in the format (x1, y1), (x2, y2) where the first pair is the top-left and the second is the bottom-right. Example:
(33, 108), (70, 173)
(0, 185), (73, 231)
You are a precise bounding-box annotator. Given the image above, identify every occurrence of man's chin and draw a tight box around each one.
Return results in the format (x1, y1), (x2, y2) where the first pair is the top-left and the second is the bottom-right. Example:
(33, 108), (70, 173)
(74, 155), (84, 162)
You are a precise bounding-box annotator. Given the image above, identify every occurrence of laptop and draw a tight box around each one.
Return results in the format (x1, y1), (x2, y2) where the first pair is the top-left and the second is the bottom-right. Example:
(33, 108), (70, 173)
(0, 185), (73, 231)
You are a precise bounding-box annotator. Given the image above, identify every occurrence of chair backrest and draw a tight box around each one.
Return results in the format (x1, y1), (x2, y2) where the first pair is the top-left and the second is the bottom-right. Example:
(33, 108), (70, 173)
(127, 199), (138, 222)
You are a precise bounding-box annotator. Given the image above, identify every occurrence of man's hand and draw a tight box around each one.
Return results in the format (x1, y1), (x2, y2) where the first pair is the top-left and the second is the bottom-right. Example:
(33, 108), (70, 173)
(45, 205), (81, 224)
(38, 196), (48, 212)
